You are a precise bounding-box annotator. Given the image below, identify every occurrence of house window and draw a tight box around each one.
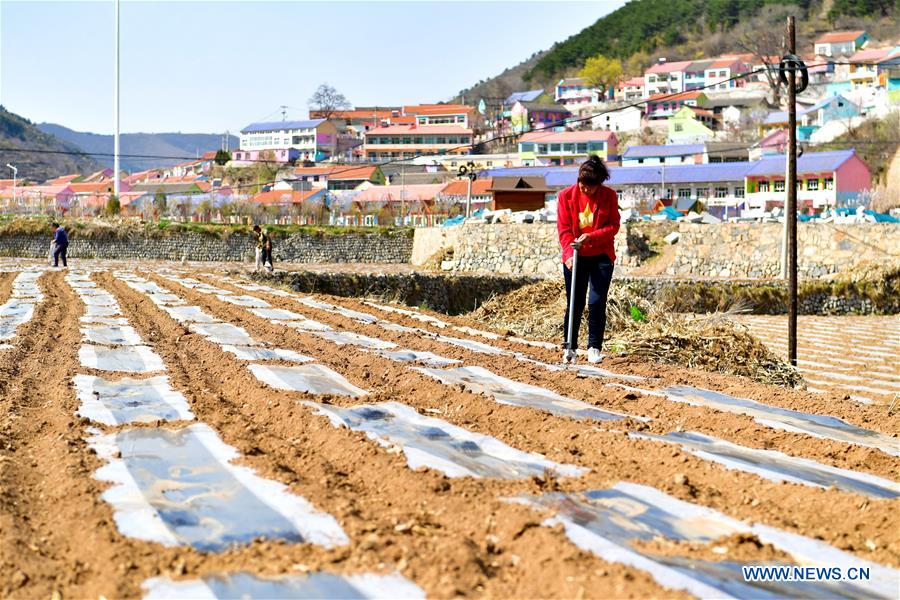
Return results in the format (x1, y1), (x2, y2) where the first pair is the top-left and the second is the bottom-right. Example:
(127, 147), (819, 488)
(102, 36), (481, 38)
(759, 181), (770, 193)
(537, 144), (548, 153)
(696, 187), (709, 198)
(824, 177), (834, 190)
(486, 161), (493, 167)
(678, 188), (692, 198)
(715, 187), (728, 198)
(550, 144), (561, 152)
(576, 143), (588, 153)
(734, 187), (745, 198)
(674, 124), (683, 132)
(774, 180), (785, 192)
(807, 179), (819, 190)
(638, 158), (644, 164)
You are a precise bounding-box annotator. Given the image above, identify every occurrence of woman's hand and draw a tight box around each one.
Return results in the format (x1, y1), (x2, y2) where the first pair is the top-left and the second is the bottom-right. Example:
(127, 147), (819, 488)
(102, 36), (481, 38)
(565, 257), (574, 270)
(575, 234), (589, 244)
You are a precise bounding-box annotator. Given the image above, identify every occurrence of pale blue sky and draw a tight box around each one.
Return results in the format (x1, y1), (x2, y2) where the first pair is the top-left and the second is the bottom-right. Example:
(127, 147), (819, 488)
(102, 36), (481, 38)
(1, 0), (624, 134)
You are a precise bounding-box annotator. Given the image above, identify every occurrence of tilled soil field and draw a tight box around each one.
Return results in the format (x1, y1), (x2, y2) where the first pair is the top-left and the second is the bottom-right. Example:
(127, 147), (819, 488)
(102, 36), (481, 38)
(734, 315), (899, 406)
(0, 261), (898, 600)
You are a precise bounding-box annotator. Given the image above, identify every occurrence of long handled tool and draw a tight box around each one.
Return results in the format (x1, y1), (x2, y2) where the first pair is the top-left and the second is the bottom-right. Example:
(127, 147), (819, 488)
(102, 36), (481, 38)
(564, 241), (582, 364)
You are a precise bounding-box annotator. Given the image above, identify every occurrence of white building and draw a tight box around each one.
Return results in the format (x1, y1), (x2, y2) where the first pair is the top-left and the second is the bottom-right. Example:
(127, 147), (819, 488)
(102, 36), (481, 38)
(591, 105), (643, 133)
(235, 119), (339, 163)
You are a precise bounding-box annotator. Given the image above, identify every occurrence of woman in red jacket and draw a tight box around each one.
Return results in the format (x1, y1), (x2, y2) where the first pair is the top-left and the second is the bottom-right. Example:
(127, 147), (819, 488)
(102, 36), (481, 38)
(557, 155), (620, 364)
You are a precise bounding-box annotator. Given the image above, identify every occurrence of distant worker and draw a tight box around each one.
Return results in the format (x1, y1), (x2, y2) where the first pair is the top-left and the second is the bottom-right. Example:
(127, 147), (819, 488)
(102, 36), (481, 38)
(253, 224), (274, 273)
(51, 222), (69, 268)
(557, 155), (620, 364)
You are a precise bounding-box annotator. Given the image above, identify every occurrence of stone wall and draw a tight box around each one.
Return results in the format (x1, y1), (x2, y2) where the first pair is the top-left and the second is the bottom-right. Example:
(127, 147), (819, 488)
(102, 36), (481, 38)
(413, 223), (651, 276)
(667, 223), (900, 278)
(0, 231), (414, 264)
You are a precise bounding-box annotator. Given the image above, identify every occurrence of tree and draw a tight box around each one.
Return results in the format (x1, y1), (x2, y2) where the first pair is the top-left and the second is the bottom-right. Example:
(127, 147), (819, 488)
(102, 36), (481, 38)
(153, 190), (167, 217)
(625, 50), (652, 78)
(105, 195), (120, 217)
(214, 149), (231, 166)
(308, 83), (351, 119)
(579, 55), (623, 99)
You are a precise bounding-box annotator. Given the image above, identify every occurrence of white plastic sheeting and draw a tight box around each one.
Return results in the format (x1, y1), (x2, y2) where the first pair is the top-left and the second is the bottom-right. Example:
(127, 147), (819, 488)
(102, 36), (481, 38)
(415, 365), (634, 422)
(79, 344), (166, 373)
(312, 331), (398, 351)
(217, 294), (271, 308)
(189, 323), (258, 347)
(220, 345), (314, 363)
(0, 271), (44, 343)
(631, 431), (900, 500)
(374, 349), (460, 367)
(514, 482), (897, 600)
(89, 424), (348, 551)
(307, 400), (585, 479)
(80, 325), (144, 346)
(142, 571), (425, 600)
(74, 374), (194, 426)
(249, 307), (309, 321)
(249, 364), (367, 397)
(160, 305), (220, 323)
(663, 385), (900, 457)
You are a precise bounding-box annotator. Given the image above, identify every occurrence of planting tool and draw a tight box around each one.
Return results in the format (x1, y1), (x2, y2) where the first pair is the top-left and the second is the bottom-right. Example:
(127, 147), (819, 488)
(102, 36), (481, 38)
(564, 241), (582, 364)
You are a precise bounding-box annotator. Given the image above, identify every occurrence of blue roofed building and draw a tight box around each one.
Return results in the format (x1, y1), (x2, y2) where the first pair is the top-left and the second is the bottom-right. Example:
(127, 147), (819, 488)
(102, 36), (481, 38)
(760, 95), (860, 141)
(621, 143), (707, 166)
(504, 90), (544, 106)
(234, 119), (339, 164)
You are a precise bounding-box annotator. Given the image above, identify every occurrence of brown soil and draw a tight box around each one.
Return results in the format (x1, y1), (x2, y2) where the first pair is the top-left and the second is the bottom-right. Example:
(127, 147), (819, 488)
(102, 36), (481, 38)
(633, 533), (794, 563)
(0, 264), (897, 599)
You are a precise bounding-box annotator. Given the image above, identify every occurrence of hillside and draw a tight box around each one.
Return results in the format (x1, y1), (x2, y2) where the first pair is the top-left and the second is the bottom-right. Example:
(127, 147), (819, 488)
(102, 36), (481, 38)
(457, 0), (897, 97)
(37, 123), (239, 172)
(453, 52), (545, 106)
(0, 107), (101, 183)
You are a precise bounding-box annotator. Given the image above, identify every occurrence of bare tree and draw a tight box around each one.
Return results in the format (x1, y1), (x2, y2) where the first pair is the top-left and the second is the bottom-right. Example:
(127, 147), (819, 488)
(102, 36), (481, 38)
(308, 83), (352, 119)
(733, 5), (801, 107)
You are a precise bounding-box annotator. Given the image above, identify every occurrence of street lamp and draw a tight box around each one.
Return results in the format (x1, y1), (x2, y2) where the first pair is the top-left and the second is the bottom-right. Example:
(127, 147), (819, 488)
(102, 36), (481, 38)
(5, 163), (16, 208)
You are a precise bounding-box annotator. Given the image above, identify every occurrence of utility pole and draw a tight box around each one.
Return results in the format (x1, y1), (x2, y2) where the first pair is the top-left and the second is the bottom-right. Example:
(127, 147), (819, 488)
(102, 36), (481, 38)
(786, 15), (799, 367)
(280, 105), (288, 121)
(113, 0), (120, 198)
(5, 164), (16, 209)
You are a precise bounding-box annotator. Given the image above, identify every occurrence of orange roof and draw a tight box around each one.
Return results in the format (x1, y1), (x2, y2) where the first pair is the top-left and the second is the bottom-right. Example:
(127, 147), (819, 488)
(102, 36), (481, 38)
(390, 115), (417, 125)
(647, 90), (703, 102)
(353, 184), (444, 203)
(619, 77), (644, 87)
(687, 106), (717, 118)
(365, 125), (473, 136)
(319, 109), (397, 120)
(46, 174), (81, 185)
(708, 58), (740, 69)
(440, 178), (494, 196)
(202, 151), (217, 160)
(403, 104), (474, 116)
(815, 30), (866, 44)
(194, 181), (212, 192)
(645, 60), (693, 74)
(69, 181), (116, 193)
(249, 189), (321, 204)
(850, 47), (893, 62)
(293, 165), (379, 180)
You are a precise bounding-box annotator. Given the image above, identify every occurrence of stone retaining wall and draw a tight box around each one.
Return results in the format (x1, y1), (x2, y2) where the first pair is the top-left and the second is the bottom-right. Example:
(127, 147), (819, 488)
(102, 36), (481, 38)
(667, 222), (900, 278)
(0, 231), (413, 264)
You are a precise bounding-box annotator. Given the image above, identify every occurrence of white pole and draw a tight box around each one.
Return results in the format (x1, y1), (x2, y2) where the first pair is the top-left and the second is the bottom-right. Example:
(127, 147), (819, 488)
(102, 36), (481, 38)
(5, 164), (16, 209)
(113, 0), (120, 198)
(465, 175), (472, 219)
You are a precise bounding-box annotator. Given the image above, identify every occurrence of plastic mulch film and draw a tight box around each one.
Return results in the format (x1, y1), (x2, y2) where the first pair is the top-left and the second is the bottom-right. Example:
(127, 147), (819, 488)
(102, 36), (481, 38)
(79, 344), (165, 373)
(513, 482), (897, 600)
(415, 365), (634, 422)
(188, 323), (259, 347)
(311, 331), (398, 351)
(220, 345), (315, 363)
(160, 305), (221, 323)
(83, 304), (122, 318)
(88, 424), (348, 551)
(74, 374), (194, 426)
(432, 334), (511, 356)
(80, 325), (144, 346)
(142, 571), (425, 600)
(663, 385), (900, 457)
(217, 294), (271, 308)
(374, 349), (461, 368)
(248, 308), (309, 321)
(249, 364), (368, 397)
(363, 301), (450, 329)
(306, 400), (586, 479)
(630, 431), (900, 499)
(280, 319), (333, 332)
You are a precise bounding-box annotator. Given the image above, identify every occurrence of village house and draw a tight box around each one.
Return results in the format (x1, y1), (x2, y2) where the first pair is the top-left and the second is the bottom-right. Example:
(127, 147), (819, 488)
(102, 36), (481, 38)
(438, 153), (521, 171)
(645, 90), (707, 120)
(509, 101), (571, 133)
(285, 165), (386, 191)
(555, 77), (602, 108)
(614, 77), (645, 101)
(363, 125), (473, 161)
(814, 30), (869, 58)
(590, 105), (643, 133)
(345, 183), (444, 227)
(643, 59), (692, 97)
(760, 95), (861, 141)
(0, 184), (75, 214)
(518, 130), (618, 166)
(744, 149), (871, 212)
(667, 106), (719, 144)
(436, 177), (494, 214)
(233, 119), (339, 165)
(621, 144), (707, 167)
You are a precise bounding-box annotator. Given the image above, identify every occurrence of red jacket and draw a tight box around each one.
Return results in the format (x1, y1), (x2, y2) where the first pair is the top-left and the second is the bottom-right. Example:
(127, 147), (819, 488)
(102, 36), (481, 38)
(557, 183), (621, 264)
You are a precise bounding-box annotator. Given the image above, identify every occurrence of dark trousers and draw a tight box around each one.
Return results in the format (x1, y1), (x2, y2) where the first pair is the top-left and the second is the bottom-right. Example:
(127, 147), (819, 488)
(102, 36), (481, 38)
(53, 244), (68, 267)
(563, 254), (614, 350)
(262, 247), (273, 267)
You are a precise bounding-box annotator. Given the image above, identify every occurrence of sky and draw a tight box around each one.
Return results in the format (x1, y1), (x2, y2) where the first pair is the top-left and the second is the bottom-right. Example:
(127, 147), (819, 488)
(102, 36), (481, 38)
(0, 0), (624, 135)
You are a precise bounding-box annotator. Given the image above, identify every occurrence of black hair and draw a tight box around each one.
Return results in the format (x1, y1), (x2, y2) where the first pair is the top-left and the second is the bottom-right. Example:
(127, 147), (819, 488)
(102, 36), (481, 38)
(577, 155), (610, 186)
(52, 222), (60, 228)
(252, 224), (261, 231)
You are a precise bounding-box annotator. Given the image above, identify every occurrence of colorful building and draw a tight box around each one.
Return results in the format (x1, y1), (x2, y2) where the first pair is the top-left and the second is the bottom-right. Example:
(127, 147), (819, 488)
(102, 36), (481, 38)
(814, 30), (869, 58)
(288, 165), (386, 191)
(760, 95), (860, 141)
(363, 125), (473, 161)
(643, 60), (692, 97)
(645, 91), (707, 120)
(621, 143), (707, 167)
(509, 101), (571, 133)
(615, 77), (645, 101)
(667, 106), (718, 144)
(235, 119), (339, 164)
(518, 130), (617, 166)
(555, 77), (601, 107)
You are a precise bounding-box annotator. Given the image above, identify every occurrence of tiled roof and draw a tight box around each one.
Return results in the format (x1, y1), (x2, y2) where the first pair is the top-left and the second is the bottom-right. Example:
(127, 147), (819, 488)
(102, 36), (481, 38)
(815, 30), (866, 44)
(747, 149), (858, 176)
(439, 178), (494, 196)
(849, 47), (893, 62)
(646, 90), (704, 102)
(488, 176), (553, 193)
(364, 125), (472, 136)
(622, 144), (705, 159)
(403, 104), (473, 116)
(353, 184), (444, 203)
(249, 189), (323, 204)
(686, 60), (714, 72)
(645, 60), (693, 74)
(241, 119), (326, 133)
(292, 165), (380, 180)
(505, 90), (543, 104)
(520, 130), (616, 143)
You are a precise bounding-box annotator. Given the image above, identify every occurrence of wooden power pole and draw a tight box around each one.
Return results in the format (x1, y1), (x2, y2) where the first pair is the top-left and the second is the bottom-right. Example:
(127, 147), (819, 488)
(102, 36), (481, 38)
(786, 15), (798, 366)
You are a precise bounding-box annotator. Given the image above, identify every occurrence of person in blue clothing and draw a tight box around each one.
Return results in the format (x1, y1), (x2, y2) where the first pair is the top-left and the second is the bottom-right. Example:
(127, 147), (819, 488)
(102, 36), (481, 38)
(51, 223), (68, 267)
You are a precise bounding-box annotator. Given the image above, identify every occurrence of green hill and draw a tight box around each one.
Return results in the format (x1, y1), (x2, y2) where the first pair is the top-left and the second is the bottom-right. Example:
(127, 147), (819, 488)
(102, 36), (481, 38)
(456, 0), (897, 99)
(0, 107), (101, 183)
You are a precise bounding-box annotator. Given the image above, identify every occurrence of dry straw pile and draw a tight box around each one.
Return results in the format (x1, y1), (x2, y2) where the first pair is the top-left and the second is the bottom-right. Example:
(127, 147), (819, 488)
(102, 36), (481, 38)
(471, 280), (802, 387)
